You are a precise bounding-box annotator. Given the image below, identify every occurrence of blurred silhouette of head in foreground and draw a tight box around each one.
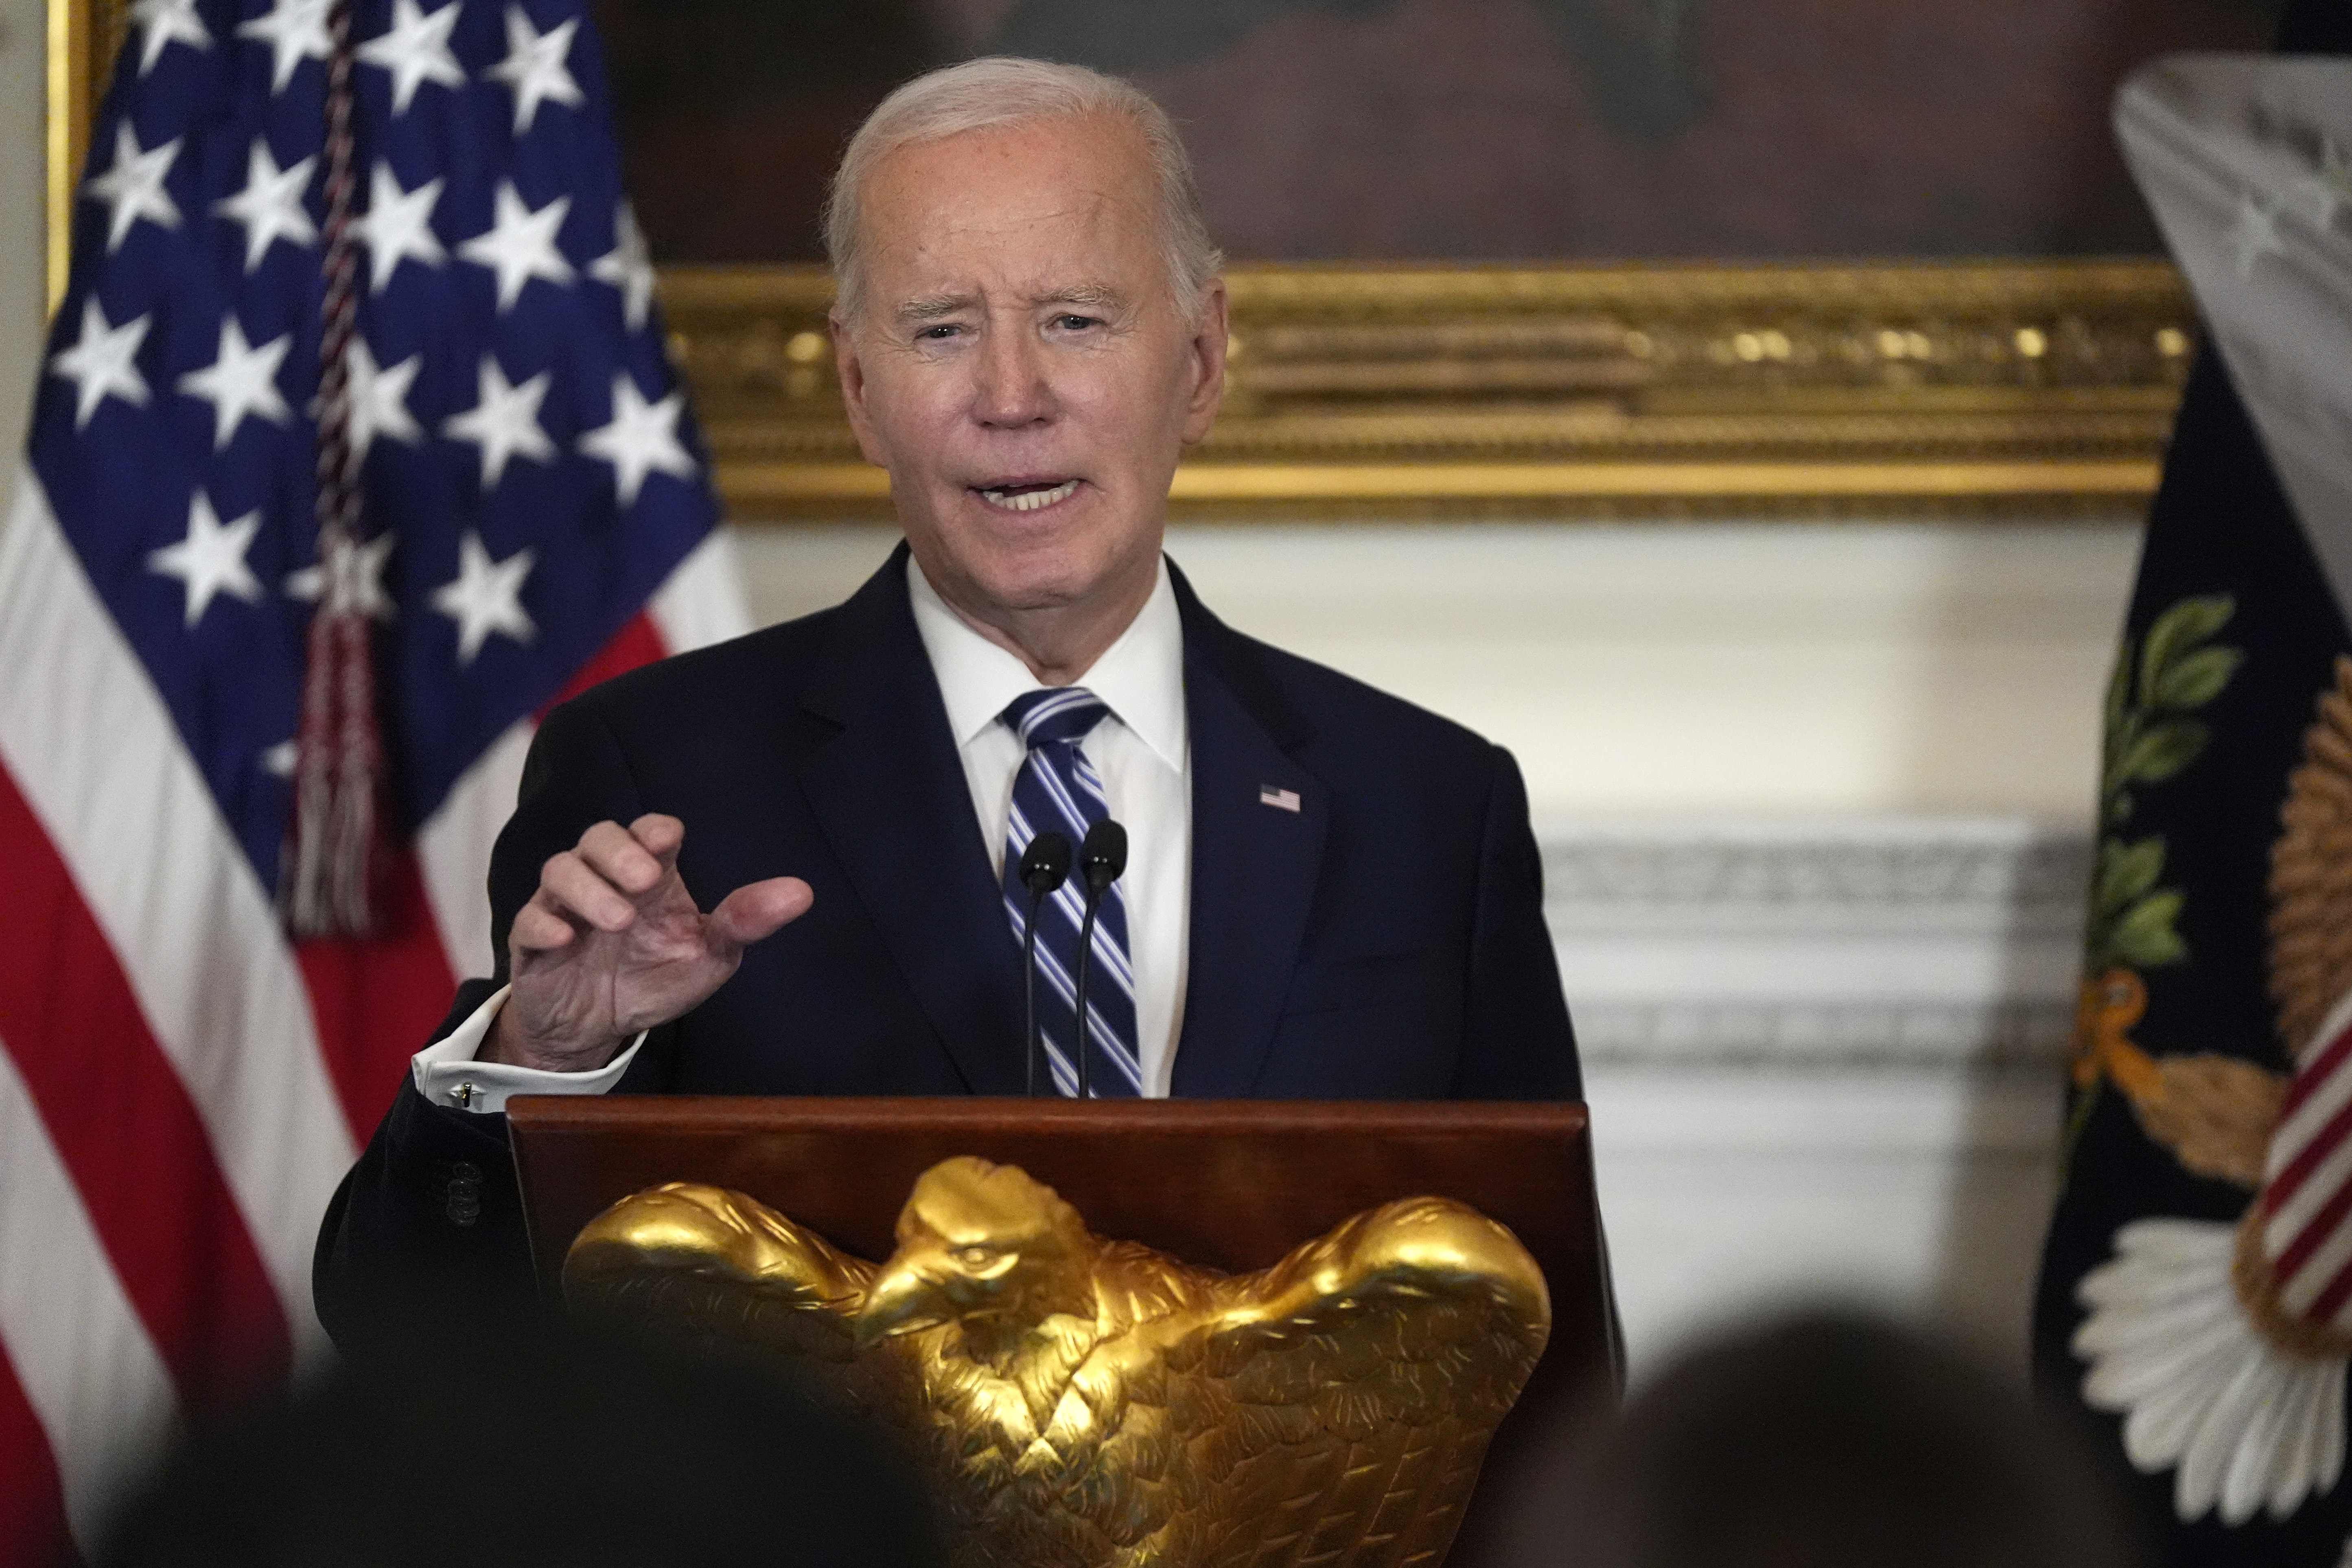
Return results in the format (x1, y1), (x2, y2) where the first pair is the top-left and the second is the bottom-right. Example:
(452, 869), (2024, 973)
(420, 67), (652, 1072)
(1549, 1310), (2142, 1568)
(89, 1317), (943, 1568)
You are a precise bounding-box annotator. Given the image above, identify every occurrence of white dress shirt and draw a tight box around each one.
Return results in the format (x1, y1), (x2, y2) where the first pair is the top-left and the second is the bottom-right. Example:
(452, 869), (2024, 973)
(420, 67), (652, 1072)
(413, 554), (1193, 1111)
(906, 555), (1191, 1095)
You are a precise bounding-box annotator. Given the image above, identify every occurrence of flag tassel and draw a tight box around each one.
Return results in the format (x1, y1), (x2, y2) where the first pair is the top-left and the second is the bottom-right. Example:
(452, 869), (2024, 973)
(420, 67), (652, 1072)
(282, 0), (381, 939)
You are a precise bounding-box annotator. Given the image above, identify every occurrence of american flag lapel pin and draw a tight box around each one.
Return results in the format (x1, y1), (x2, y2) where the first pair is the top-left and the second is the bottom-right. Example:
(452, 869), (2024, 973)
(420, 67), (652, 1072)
(1259, 783), (1302, 813)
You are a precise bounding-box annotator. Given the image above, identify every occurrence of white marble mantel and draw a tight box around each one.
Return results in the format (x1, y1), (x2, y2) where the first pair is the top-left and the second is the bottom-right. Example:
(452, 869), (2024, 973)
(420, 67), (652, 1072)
(1546, 819), (2083, 1378)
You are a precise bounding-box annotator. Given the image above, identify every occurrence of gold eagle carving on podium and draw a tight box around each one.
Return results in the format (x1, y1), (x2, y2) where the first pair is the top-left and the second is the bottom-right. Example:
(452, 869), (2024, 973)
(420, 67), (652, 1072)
(564, 1157), (1551, 1568)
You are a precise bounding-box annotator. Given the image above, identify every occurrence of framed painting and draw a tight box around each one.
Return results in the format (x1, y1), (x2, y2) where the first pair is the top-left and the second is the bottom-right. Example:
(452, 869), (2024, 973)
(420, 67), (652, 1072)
(47, 0), (2277, 517)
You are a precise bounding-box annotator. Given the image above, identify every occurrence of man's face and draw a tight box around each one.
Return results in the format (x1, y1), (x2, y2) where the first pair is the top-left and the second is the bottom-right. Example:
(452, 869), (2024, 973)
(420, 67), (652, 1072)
(833, 114), (1227, 631)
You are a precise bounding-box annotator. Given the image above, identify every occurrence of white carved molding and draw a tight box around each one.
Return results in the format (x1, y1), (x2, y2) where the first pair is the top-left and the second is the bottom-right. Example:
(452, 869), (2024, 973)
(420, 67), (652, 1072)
(1542, 818), (2090, 1071)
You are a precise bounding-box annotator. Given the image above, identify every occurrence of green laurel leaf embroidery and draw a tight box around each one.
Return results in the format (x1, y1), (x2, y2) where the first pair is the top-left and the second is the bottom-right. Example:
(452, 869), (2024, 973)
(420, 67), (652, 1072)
(2114, 719), (2210, 787)
(2095, 838), (2165, 920)
(2107, 890), (2188, 969)
(2151, 646), (2243, 711)
(2083, 595), (2240, 975)
(2139, 595), (2236, 708)
(2065, 595), (2244, 1185)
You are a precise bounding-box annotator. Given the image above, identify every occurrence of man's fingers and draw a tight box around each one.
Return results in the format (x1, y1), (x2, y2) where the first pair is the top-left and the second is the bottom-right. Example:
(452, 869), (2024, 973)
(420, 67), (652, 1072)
(627, 812), (686, 876)
(577, 819), (670, 899)
(509, 896), (581, 954)
(539, 850), (640, 932)
(708, 877), (815, 951)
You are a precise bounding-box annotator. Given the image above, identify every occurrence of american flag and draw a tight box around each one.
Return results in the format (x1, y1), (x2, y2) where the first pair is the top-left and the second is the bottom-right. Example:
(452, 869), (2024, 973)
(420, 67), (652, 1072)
(0, 0), (742, 1556)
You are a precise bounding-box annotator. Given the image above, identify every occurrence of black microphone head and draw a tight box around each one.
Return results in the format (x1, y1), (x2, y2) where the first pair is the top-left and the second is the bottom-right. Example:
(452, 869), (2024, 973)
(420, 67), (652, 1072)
(1019, 831), (1072, 896)
(1078, 818), (1127, 893)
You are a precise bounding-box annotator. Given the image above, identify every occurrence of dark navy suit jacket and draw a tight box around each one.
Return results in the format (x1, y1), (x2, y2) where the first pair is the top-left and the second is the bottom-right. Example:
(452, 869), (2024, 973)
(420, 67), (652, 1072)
(313, 549), (1578, 1343)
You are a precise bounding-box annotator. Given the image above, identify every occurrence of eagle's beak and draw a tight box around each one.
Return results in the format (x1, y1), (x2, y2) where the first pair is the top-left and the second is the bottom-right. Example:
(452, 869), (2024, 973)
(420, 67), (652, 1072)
(856, 1263), (949, 1346)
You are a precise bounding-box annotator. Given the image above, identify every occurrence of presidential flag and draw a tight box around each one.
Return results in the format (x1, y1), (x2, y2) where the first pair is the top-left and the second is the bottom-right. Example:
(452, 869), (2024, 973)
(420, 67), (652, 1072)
(0, 0), (744, 1556)
(2031, 7), (2352, 1565)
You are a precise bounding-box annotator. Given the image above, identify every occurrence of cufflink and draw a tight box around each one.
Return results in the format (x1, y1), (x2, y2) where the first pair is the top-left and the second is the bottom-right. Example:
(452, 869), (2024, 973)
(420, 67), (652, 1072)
(449, 1080), (479, 1108)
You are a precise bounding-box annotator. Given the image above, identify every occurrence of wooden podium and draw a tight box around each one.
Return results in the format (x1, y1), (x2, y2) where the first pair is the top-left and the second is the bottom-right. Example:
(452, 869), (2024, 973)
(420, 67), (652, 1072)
(507, 1096), (1617, 1566)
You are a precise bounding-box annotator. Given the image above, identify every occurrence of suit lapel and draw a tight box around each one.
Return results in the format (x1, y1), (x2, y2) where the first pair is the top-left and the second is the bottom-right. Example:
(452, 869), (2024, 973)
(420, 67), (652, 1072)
(1168, 567), (1328, 1097)
(797, 548), (1026, 1094)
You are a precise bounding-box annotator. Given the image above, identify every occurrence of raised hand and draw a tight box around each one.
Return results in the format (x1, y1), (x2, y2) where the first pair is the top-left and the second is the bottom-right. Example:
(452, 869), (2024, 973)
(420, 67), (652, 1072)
(484, 814), (814, 1073)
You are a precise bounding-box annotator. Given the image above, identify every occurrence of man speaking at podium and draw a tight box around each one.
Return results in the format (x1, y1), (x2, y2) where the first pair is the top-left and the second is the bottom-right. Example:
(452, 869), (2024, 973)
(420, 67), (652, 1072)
(315, 57), (1578, 1337)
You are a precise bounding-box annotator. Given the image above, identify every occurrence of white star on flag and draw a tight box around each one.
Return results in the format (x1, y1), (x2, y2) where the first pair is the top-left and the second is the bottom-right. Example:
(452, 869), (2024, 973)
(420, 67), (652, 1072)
(442, 354), (555, 487)
(579, 373), (696, 505)
(431, 530), (537, 663)
(357, 0), (464, 115)
(212, 138), (317, 272)
(48, 299), (152, 428)
(2226, 192), (2287, 279)
(177, 316), (293, 449)
(2302, 138), (2352, 230)
(285, 529), (397, 621)
(457, 181), (574, 311)
(589, 201), (655, 331)
(342, 338), (424, 464)
(357, 163), (446, 293)
(148, 491), (265, 626)
(484, 5), (584, 133)
(84, 124), (182, 252)
(128, 0), (209, 75)
(234, 0), (333, 93)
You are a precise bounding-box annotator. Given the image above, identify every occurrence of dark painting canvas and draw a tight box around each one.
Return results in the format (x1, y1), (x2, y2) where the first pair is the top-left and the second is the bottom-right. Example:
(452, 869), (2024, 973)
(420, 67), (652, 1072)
(597, 0), (2281, 263)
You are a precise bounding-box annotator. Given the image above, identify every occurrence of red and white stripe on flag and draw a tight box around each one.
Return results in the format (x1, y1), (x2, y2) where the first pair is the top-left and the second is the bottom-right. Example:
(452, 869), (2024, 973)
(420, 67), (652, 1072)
(2261, 986), (2352, 1332)
(0, 470), (747, 1566)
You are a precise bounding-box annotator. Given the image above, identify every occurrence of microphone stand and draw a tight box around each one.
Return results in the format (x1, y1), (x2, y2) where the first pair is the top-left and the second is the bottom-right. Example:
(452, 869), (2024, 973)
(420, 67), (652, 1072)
(1070, 818), (1128, 1101)
(1016, 832), (1071, 1098)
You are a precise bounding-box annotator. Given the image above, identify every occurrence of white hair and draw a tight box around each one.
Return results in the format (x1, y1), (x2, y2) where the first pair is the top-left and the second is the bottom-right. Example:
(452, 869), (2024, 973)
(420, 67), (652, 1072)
(823, 57), (1223, 328)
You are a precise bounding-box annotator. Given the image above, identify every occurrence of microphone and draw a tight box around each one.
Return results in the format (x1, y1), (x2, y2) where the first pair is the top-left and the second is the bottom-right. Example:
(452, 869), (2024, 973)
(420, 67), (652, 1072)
(1017, 831), (1072, 1098)
(1070, 818), (1128, 1100)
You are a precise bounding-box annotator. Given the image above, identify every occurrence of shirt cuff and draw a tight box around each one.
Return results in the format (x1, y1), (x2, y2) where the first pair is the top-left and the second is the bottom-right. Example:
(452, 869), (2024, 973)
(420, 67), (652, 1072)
(410, 985), (648, 1114)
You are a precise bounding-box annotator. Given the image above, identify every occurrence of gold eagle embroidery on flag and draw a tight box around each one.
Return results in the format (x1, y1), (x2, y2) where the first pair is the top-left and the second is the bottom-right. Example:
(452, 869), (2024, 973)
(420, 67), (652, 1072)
(2071, 629), (2352, 1526)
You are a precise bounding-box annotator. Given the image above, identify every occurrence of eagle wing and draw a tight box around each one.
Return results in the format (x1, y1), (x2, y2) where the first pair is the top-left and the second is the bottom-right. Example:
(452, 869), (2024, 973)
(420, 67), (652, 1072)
(562, 1182), (923, 1430)
(2271, 654), (2352, 1059)
(1162, 1197), (1551, 1568)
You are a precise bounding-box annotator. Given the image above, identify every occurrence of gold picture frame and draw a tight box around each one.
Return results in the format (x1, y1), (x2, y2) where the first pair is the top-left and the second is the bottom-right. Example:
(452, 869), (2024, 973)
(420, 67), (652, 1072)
(667, 260), (2188, 522)
(48, 0), (2190, 521)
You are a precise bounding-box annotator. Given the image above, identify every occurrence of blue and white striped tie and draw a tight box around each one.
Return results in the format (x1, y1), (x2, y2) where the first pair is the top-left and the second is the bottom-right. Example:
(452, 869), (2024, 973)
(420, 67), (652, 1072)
(1000, 687), (1141, 1097)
